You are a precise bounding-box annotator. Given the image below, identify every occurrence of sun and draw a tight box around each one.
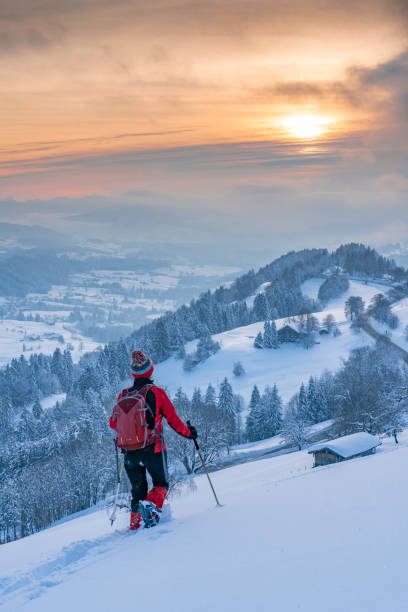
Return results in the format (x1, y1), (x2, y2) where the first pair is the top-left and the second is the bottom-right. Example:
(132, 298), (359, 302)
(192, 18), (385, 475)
(279, 114), (335, 139)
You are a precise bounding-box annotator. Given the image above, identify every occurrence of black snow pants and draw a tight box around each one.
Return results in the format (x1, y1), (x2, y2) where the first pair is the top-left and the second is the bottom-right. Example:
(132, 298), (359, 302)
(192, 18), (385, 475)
(123, 443), (169, 512)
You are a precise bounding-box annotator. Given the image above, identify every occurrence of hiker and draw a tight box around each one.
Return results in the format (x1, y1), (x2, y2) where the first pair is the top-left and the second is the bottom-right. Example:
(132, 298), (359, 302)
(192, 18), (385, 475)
(109, 350), (197, 530)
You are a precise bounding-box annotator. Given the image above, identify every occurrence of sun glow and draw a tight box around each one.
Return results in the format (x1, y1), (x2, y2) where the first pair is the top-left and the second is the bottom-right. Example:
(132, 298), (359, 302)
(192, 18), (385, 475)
(279, 114), (335, 139)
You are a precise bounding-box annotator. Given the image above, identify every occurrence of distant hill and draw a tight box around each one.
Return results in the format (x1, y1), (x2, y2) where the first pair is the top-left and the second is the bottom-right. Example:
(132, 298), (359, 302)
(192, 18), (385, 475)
(0, 223), (72, 249)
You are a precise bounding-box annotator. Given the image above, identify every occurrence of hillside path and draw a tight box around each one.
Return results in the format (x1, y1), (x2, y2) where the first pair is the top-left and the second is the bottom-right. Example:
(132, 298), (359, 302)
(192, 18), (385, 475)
(361, 316), (408, 365)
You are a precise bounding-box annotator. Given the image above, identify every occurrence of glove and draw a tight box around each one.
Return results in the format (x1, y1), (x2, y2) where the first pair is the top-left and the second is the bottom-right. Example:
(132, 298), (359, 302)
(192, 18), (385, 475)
(188, 424), (198, 440)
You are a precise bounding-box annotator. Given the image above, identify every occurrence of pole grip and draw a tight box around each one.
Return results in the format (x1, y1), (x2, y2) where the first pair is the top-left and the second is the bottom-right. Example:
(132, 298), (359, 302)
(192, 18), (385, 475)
(186, 420), (200, 450)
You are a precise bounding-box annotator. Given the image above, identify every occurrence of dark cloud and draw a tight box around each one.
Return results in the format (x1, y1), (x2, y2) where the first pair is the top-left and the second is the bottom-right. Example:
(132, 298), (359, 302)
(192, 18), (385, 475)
(258, 81), (361, 106)
(356, 51), (408, 118)
(251, 48), (408, 120)
(0, 0), (405, 54)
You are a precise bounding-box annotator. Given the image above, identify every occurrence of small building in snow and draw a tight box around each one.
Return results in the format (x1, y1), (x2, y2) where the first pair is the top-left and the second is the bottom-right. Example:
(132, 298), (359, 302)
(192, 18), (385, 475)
(308, 432), (382, 468)
(277, 325), (301, 343)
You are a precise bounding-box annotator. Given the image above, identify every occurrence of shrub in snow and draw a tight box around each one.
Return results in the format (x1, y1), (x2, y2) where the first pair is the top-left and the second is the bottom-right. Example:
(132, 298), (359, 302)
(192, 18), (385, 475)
(183, 354), (196, 371)
(233, 361), (245, 377)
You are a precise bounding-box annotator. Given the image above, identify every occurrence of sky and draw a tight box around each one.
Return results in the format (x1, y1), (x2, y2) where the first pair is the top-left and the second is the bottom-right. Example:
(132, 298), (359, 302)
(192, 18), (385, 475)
(1, 0), (408, 260)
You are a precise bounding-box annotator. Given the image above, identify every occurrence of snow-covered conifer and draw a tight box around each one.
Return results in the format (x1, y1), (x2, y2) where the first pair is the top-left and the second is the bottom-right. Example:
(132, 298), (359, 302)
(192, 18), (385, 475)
(254, 331), (264, 348)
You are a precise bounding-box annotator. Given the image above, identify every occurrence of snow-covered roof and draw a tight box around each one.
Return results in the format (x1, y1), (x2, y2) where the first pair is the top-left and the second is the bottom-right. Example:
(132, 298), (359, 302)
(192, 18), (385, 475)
(308, 432), (382, 459)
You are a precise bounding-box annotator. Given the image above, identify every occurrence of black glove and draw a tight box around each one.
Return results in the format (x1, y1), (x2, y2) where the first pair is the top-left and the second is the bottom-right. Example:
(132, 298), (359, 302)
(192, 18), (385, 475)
(188, 424), (198, 440)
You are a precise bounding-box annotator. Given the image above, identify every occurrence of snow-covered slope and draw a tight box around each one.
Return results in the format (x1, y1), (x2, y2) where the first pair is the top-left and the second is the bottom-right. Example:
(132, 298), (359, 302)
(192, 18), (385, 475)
(370, 296), (408, 352)
(1, 431), (407, 612)
(0, 319), (99, 366)
(155, 279), (386, 402)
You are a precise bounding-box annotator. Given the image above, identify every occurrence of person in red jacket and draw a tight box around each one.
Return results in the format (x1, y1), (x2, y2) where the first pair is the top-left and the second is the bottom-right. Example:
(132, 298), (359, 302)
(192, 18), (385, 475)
(109, 350), (197, 531)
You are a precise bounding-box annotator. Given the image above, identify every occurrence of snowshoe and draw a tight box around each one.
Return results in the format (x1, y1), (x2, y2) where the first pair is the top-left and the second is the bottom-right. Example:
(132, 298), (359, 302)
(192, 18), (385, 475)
(138, 500), (161, 528)
(130, 511), (142, 531)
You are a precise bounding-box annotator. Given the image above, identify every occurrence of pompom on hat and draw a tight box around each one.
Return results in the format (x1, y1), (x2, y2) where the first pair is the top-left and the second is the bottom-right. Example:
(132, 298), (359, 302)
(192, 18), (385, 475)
(131, 350), (154, 379)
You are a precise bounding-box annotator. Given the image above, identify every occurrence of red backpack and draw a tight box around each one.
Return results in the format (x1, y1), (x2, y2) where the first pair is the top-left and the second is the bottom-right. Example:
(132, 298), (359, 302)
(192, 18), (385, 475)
(112, 385), (159, 450)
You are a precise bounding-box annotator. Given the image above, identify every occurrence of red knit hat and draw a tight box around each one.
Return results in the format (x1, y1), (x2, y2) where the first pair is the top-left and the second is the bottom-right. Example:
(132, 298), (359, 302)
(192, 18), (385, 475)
(131, 350), (154, 379)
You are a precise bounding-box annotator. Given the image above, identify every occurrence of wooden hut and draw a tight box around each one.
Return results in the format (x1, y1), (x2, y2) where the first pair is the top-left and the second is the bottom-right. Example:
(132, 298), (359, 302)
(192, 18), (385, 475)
(277, 324), (301, 343)
(308, 432), (382, 468)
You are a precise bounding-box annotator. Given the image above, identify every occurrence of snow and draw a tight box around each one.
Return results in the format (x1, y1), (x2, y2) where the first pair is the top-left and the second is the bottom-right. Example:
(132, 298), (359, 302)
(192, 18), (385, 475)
(301, 277), (325, 300)
(1, 430), (407, 611)
(169, 264), (242, 278)
(40, 393), (67, 410)
(0, 320), (99, 366)
(245, 281), (271, 308)
(308, 432), (382, 458)
(232, 420), (333, 453)
(156, 280), (390, 403)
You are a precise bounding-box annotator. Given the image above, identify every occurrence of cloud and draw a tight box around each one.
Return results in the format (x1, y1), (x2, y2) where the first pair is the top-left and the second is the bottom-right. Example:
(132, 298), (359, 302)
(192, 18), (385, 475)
(251, 48), (408, 111)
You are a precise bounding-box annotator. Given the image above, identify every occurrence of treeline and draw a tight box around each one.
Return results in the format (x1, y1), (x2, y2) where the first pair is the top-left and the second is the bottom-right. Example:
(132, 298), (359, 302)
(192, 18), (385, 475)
(0, 375), (243, 544)
(0, 348), (73, 424)
(283, 345), (407, 448)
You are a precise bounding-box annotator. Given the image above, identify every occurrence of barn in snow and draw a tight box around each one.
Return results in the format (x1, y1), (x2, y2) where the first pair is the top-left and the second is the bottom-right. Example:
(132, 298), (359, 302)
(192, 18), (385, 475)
(277, 324), (302, 343)
(308, 432), (382, 468)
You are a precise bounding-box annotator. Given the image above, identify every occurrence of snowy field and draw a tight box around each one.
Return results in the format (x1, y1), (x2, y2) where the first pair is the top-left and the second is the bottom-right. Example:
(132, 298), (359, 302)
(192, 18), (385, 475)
(156, 279), (386, 402)
(1, 430), (406, 612)
(0, 320), (99, 365)
(0, 262), (242, 368)
(40, 393), (67, 410)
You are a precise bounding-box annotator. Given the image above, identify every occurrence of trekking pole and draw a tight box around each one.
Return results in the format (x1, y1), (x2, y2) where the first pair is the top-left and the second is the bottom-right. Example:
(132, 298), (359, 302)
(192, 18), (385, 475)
(187, 421), (222, 507)
(110, 441), (125, 526)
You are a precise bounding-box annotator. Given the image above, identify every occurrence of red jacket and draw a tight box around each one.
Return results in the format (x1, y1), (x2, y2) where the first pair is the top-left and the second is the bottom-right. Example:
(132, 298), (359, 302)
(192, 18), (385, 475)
(109, 383), (191, 452)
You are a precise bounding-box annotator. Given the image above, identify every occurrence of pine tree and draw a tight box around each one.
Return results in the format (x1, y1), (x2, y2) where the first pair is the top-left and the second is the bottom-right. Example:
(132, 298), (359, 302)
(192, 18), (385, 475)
(283, 396), (308, 450)
(152, 319), (171, 361)
(62, 349), (74, 392)
(262, 385), (282, 437)
(246, 385), (282, 441)
(218, 378), (236, 447)
(306, 376), (321, 423)
(32, 396), (43, 420)
(253, 292), (269, 321)
(246, 385), (262, 442)
(263, 321), (272, 348)
(249, 385), (261, 411)
(205, 383), (218, 421)
(263, 320), (279, 348)
(191, 387), (204, 416)
(297, 383), (308, 421)
(254, 331), (264, 349)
